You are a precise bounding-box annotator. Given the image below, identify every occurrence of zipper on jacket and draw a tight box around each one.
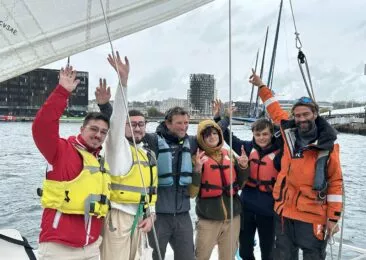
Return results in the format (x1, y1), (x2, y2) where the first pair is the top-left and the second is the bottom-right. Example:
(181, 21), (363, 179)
(295, 191), (302, 206)
(275, 164), (291, 212)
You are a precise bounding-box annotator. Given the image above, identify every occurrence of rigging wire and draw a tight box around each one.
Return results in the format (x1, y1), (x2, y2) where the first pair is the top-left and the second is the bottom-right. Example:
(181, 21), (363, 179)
(288, 0), (316, 101)
(98, 1), (162, 259)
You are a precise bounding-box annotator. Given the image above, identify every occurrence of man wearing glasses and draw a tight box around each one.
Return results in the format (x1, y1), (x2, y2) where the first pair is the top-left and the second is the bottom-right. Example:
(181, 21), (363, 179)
(97, 52), (157, 260)
(99, 76), (197, 260)
(33, 66), (111, 260)
(249, 70), (343, 260)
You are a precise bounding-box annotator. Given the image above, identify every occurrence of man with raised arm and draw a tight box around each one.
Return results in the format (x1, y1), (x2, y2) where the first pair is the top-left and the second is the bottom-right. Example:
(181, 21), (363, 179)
(98, 52), (157, 260)
(99, 104), (198, 260)
(249, 70), (343, 260)
(33, 66), (111, 260)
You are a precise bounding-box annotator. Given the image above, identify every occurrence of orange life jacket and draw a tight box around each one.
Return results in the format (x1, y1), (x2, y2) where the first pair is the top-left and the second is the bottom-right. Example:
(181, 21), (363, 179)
(200, 149), (239, 198)
(246, 148), (280, 192)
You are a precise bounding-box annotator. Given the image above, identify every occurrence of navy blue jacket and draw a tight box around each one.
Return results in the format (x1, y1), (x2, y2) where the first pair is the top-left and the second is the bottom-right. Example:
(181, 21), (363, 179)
(216, 116), (283, 216)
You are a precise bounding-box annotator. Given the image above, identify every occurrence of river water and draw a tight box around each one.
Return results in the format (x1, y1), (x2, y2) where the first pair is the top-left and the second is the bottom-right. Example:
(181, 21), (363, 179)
(0, 122), (365, 259)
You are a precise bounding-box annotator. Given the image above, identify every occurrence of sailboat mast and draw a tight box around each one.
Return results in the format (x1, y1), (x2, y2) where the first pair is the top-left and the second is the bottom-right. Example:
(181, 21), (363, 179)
(267, 0), (283, 89)
(253, 26), (269, 118)
(248, 49), (259, 117)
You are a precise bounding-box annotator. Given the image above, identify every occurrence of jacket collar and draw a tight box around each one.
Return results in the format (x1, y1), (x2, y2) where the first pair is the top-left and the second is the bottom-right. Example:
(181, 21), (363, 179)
(281, 116), (337, 156)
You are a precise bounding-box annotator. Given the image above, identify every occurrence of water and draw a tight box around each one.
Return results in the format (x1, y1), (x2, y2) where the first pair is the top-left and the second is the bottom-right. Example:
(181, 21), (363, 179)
(0, 122), (365, 259)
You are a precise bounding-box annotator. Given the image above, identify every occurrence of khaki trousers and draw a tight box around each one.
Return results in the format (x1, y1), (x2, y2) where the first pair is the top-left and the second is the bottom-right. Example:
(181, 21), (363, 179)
(195, 216), (240, 260)
(100, 208), (142, 260)
(37, 236), (102, 260)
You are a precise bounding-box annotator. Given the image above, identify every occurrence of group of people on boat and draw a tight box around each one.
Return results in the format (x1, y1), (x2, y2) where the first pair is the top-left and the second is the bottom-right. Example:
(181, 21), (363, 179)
(32, 51), (343, 260)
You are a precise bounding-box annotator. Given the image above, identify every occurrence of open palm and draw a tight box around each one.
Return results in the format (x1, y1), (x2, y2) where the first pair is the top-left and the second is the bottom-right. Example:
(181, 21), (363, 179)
(107, 51), (130, 86)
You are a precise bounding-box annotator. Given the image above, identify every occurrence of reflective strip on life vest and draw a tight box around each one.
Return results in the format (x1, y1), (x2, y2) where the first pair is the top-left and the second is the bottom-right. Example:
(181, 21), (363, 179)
(84, 165), (104, 174)
(110, 183), (156, 195)
(132, 161), (150, 167)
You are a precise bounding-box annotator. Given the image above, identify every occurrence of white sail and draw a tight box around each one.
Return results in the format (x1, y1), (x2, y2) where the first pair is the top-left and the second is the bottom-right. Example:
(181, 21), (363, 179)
(0, 0), (213, 83)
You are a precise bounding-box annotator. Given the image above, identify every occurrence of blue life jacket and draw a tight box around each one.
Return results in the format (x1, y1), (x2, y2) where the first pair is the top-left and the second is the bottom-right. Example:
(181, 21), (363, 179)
(157, 136), (192, 187)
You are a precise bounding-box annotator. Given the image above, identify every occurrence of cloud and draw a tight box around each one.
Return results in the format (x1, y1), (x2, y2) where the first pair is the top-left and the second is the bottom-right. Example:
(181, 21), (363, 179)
(45, 0), (366, 103)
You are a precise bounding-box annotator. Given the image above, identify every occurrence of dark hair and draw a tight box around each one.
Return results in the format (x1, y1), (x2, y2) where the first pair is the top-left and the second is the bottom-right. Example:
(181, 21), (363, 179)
(83, 112), (110, 128)
(251, 118), (274, 134)
(128, 109), (145, 118)
(291, 97), (319, 114)
(164, 106), (189, 122)
(202, 126), (218, 138)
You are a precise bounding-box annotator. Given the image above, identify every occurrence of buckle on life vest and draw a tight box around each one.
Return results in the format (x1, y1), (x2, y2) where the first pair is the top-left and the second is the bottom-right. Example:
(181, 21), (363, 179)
(317, 191), (327, 202)
(99, 194), (107, 204)
(36, 188), (43, 197)
(149, 186), (157, 195)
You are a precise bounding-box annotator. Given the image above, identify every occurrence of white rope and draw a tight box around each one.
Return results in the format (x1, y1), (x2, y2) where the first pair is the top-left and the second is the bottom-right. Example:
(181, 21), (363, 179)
(98, 1), (162, 260)
(228, 0), (235, 257)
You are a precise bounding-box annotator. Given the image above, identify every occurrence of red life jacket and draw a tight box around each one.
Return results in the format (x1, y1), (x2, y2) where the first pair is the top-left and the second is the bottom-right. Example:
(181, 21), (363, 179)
(247, 148), (279, 192)
(200, 149), (239, 198)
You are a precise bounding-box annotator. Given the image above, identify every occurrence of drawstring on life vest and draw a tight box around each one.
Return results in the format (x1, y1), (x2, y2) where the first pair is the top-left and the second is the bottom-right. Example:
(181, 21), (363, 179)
(130, 196), (146, 238)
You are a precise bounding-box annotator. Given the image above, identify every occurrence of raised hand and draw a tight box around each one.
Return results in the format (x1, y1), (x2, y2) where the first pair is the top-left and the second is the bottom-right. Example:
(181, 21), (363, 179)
(249, 68), (265, 87)
(59, 65), (80, 92)
(237, 145), (249, 169)
(224, 104), (237, 117)
(95, 78), (111, 105)
(212, 99), (223, 117)
(107, 51), (130, 87)
(194, 148), (208, 173)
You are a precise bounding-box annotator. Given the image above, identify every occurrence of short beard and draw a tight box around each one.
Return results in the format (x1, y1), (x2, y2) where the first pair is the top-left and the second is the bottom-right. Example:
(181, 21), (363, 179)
(296, 120), (315, 133)
(126, 136), (143, 144)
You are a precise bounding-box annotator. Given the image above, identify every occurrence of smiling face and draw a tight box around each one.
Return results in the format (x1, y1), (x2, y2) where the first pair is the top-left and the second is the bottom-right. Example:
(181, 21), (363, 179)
(80, 119), (109, 149)
(203, 127), (220, 148)
(253, 127), (272, 149)
(293, 105), (317, 133)
(125, 115), (146, 143)
(166, 114), (189, 139)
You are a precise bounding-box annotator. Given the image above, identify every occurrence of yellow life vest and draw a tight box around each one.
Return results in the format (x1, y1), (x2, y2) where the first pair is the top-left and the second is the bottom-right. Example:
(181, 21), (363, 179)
(110, 145), (158, 206)
(41, 149), (111, 218)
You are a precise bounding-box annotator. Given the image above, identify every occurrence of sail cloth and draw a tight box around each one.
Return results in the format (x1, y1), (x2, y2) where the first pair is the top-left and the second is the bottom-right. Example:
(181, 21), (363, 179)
(0, 0), (214, 83)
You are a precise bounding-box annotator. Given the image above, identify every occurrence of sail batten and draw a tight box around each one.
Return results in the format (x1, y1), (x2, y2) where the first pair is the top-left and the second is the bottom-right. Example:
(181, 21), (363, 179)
(0, 0), (214, 83)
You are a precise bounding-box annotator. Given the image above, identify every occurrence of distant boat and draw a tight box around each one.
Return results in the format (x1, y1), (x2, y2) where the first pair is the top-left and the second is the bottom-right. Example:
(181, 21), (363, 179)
(232, 116), (256, 123)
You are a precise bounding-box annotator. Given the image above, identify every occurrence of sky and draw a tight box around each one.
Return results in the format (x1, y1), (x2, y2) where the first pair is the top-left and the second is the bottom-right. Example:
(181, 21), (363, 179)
(44, 0), (366, 103)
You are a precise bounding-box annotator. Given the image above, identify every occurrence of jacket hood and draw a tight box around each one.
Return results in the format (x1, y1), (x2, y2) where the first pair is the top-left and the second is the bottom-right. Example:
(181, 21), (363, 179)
(281, 116), (337, 150)
(196, 120), (224, 156)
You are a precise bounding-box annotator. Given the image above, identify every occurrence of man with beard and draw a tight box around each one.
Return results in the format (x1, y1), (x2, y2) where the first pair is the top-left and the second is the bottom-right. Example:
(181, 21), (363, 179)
(249, 69), (343, 260)
(99, 104), (198, 260)
(97, 51), (157, 260)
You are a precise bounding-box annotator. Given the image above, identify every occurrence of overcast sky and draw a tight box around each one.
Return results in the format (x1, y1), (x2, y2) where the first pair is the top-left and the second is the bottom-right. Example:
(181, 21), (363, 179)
(44, 0), (366, 103)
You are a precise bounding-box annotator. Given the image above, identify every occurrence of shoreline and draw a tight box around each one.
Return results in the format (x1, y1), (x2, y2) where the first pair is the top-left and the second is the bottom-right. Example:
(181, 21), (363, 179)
(333, 122), (366, 136)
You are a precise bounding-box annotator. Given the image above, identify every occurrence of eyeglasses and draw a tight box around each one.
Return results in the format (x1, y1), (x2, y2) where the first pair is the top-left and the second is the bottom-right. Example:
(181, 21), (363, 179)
(126, 121), (146, 129)
(85, 125), (109, 136)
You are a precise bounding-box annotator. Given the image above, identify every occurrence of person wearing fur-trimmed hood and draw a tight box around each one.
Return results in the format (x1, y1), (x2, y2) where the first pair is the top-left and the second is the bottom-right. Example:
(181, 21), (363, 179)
(189, 119), (250, 260)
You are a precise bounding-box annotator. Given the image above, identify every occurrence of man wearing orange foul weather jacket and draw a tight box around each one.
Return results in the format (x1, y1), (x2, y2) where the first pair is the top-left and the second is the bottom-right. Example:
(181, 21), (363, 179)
(249, 70), (343, 260)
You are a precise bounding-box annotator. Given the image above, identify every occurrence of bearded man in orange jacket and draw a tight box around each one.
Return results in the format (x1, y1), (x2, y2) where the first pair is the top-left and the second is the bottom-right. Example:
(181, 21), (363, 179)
(249, 69), (343, 260)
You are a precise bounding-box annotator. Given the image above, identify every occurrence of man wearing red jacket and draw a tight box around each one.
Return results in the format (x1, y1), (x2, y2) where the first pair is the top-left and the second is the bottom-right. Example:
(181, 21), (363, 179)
(33, 66), (111, 260)
(249, 70), (343, 260)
